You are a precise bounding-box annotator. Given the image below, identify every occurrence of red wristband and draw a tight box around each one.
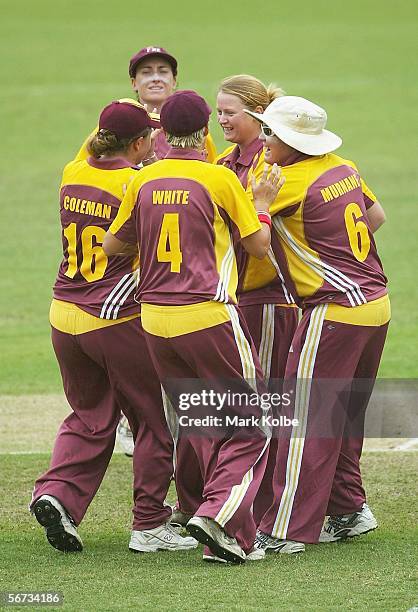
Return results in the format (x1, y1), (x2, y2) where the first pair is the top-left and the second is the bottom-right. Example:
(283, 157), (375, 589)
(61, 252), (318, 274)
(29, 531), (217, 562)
(257, 211), (272, 227)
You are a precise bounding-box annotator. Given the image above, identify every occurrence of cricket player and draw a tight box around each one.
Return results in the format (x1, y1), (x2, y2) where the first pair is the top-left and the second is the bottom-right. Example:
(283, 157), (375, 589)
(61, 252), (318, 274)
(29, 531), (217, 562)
(243, 96), (389, 553)
(216, 75), (299, 525)
(74, 45), (218, 455)
(128, 46), (217, 161)
(75, 46), (217, 168)
(172, 75), (299, 533)
(104, 90), (284, 563)
(30, 100), (197, 555)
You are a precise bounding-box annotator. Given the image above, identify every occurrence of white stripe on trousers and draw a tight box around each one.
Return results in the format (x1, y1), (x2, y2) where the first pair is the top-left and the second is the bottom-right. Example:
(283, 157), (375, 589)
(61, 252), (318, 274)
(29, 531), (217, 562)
(259, 304), (275, 381)
(214, 305), (270, 527)
(161, 386), (178, 475)
(271, 304), (328, 539)
(226, 304), (256, 388)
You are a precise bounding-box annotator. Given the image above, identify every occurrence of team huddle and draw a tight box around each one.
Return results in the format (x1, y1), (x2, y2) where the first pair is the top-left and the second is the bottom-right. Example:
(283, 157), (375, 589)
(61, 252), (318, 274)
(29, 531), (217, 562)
(30, 46), (389, 564)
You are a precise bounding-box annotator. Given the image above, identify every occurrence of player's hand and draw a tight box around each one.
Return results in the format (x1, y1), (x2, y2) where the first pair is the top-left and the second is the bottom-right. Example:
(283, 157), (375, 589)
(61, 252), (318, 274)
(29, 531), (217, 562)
(142, 127), (162, 165)
(252, 164), (285, 212)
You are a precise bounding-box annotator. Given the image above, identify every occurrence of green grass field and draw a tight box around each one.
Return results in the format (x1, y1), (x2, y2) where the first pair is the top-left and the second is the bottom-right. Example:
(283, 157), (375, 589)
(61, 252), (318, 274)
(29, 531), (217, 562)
(1, 452), (417, 612)
(1, 2), (417, 611)
(0, 0), (418, 393)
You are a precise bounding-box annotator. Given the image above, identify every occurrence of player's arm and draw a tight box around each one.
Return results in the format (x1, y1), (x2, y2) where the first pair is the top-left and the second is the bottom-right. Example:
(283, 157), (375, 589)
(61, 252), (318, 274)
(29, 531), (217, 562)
(74, 127), (98, 161)
(103, 178), (140, 256)
(240, 227), (270, 259)
(366, 200), (386, 233)
(103, 234), (138, 256)
(241, 165), (285, 259)
(358, 175), (385, 232)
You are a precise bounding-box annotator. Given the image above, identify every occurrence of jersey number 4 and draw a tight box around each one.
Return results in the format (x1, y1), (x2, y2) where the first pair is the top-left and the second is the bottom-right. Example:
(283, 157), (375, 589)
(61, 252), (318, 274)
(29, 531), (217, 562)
(156, 213), (182, 273)
(63, 222), (108, 282)
(344, 203), (371, 262)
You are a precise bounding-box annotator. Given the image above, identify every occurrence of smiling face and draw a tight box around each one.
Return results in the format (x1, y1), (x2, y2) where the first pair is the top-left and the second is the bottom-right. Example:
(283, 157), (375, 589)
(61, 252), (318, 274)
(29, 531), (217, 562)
(131, 57), (176, 110)
(260, 129), (296, 165)
(216, 92), (262, 149)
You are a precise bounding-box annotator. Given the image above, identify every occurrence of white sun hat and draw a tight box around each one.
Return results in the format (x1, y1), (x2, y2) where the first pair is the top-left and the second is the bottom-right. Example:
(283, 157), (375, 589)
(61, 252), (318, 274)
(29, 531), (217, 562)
(244, 96), (342, 156)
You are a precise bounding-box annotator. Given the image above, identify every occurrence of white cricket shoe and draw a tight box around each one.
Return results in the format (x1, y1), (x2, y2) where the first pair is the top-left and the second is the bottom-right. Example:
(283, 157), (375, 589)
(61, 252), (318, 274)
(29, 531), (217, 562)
(203, 545), (265, 563)
(319, 503), (378, 543)
(255, 530), (305, 554)
(187, 516), (246, 564)
(116, 416), (134, 457)
(32, 495), (83, 552)
(170, 506), (193, 527)
(129, 523), (198, 553)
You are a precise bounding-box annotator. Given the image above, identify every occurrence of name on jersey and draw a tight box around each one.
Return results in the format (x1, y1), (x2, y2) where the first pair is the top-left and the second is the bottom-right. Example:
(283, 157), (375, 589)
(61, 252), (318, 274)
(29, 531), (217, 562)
(63, 195), (112, 219)
(152, 190), (190, 205)
(320, 174), (361, 203)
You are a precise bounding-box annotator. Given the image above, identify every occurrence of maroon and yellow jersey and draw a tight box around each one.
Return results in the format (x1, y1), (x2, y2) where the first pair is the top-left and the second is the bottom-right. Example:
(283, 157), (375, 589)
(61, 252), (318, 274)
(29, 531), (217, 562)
(54, 156), (141, 319)
(269, 153), (387, 308)
(215, 138), (295, 307)
(109, 148), (261, 306)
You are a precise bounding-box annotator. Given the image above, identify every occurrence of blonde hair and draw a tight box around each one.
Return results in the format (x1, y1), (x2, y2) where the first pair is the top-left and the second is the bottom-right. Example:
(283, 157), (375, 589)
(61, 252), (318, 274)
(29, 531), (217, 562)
(166, 127), (206, 149)
(219, 74), (284, 111)
(87, 127), (151, 158)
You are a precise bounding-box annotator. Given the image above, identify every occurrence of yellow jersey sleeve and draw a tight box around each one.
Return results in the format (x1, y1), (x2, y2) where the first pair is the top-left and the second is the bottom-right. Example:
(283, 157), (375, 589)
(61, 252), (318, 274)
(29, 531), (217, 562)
(360, 178), (377, 208)
(270, 163), (307, 216)
(212, 168), (261, 238)
(109, 176), (141, 242)
(213, 145), (235, 166)
(205, 133), (217, 163)
(341, 158), (378, 209)
(74, 127), (98, 162)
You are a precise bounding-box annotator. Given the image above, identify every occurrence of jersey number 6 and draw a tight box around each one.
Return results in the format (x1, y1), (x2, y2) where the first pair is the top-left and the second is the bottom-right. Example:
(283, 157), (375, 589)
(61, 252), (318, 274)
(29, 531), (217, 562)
(344, 203), (371, 263)
(156, 213), (183, 273)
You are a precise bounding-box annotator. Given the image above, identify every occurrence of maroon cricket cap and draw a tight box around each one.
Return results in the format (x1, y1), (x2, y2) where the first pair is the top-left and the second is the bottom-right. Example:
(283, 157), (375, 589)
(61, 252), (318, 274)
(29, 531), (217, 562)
(129, 46), (178, 78)
(98, 101), (160, 140)
(160, 90), (211, 137)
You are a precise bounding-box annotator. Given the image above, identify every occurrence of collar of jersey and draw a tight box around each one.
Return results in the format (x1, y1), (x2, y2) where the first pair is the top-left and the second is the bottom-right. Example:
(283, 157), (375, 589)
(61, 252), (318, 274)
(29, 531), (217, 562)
(280, 151), (315, 167)
(87, 156), (137, 170)
(164, 147), (206, 161)
(223, 137), (263, 167)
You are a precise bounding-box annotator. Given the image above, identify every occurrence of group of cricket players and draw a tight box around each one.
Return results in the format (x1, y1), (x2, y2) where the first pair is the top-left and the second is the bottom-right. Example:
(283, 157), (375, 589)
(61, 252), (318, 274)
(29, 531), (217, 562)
(29, 45), (389, 564)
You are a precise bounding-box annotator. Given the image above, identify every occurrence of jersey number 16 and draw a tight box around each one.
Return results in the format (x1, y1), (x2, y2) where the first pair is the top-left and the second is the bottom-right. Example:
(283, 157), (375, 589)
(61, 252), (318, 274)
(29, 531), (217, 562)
(63, 222), (108, 282)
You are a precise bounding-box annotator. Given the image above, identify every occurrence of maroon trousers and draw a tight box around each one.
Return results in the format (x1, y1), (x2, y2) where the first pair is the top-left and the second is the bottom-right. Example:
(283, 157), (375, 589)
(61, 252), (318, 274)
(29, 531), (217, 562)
(174, 304), (298, 527)
(32, 317), (174, 530)
(144, 306), (269, 554)
(258, 304), (389, 543)
(240, 304), (298, 526)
